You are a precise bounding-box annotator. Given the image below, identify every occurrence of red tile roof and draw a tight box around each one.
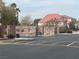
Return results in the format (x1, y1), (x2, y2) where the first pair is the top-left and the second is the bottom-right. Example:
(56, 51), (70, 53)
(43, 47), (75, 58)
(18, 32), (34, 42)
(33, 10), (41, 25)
(39, 14), (72, 23)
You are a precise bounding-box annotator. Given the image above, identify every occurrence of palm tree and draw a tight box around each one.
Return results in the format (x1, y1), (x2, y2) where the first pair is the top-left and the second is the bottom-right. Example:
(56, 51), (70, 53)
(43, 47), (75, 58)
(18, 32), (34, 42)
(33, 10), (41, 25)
(6, 3), (20, 38)
(16, 8), (20, 23)
(11, 3), (16, 8)
(11, 3), (20, 24)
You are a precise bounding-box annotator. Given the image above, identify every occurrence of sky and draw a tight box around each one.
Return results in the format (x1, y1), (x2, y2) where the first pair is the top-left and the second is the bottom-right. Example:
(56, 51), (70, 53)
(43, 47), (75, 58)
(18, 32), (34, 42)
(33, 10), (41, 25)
(3, 0), (79, 20)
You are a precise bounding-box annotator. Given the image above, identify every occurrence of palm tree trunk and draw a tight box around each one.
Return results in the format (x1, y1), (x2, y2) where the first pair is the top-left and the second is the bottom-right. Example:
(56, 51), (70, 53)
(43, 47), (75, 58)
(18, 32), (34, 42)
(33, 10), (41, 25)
(0, 25), (4, 38)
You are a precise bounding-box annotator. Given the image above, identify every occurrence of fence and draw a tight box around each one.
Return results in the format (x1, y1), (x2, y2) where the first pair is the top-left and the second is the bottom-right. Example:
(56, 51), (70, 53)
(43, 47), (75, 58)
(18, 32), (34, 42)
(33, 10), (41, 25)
(16, 26), (56, 36)
(16, 26), (36, 36)
(0, 25), (59, 38)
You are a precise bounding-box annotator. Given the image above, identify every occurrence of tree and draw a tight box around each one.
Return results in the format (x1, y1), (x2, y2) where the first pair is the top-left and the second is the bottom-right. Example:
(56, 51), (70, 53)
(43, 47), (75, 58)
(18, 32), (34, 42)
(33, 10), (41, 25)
(1, 7), (15, 25)
(0, 3), (20, 25)
(10, 3), (20, 25)
(0, 3), (20, 38)
(69, 18), (76, 30)
(11, 3), (16, 8)
(20, 15), (32, 26)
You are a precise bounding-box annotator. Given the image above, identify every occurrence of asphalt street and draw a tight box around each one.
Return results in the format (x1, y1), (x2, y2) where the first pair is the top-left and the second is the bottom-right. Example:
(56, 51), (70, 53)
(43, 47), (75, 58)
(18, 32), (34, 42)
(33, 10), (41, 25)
(0, 34), (79, 59)
(1, 44), (79, 59)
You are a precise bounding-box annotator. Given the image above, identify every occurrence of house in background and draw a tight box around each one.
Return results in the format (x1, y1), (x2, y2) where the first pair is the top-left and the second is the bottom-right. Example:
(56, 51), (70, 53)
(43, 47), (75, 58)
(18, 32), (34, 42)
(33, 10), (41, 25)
(38, 14), (76, 33)
(32, 18), (41, 26)
(75, 20), (79, 30)
(38, 14), (73, 27)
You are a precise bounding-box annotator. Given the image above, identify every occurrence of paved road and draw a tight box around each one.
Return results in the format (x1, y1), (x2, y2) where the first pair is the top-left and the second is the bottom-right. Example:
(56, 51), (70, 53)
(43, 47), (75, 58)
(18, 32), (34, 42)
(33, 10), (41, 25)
(28, 34), (79, 45)
(41, 34), (79, 41)
(19, 34), (79, 41)
(1, 44), (79, 59)
(0, 34), (79, 59)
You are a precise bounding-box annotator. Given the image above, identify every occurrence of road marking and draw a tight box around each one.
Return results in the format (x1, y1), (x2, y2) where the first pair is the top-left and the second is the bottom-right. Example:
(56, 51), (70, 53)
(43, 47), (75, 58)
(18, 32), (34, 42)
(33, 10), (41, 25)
(66, 42), (76, 46)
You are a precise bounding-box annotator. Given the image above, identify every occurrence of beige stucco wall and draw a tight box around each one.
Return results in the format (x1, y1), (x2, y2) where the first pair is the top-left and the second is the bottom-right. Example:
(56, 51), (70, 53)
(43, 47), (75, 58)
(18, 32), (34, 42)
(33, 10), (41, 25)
(16, 26), (36, 36)
(16, 26), (56, 36)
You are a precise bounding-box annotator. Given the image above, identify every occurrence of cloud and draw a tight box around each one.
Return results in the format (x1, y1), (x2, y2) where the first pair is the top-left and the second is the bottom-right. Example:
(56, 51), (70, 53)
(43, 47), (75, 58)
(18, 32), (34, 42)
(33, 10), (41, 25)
(4, 0), (32, 5)
(3, 0), (79, 19)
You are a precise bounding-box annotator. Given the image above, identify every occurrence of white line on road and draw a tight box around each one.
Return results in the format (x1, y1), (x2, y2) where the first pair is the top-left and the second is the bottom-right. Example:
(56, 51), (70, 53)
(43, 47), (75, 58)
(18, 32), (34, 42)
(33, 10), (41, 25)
(67, 41), (77, 46)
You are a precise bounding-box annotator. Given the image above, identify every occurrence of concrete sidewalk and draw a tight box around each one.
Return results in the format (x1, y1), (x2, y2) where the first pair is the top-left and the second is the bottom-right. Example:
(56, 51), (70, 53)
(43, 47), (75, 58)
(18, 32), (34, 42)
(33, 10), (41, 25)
(0, 38), (7, 40)
(0, 37), (35, 44)
(72, 31), (79, 34)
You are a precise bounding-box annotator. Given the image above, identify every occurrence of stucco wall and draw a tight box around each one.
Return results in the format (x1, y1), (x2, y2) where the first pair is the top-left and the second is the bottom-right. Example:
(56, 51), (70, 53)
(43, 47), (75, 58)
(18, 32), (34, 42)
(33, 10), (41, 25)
(16, 26), (55, 36)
